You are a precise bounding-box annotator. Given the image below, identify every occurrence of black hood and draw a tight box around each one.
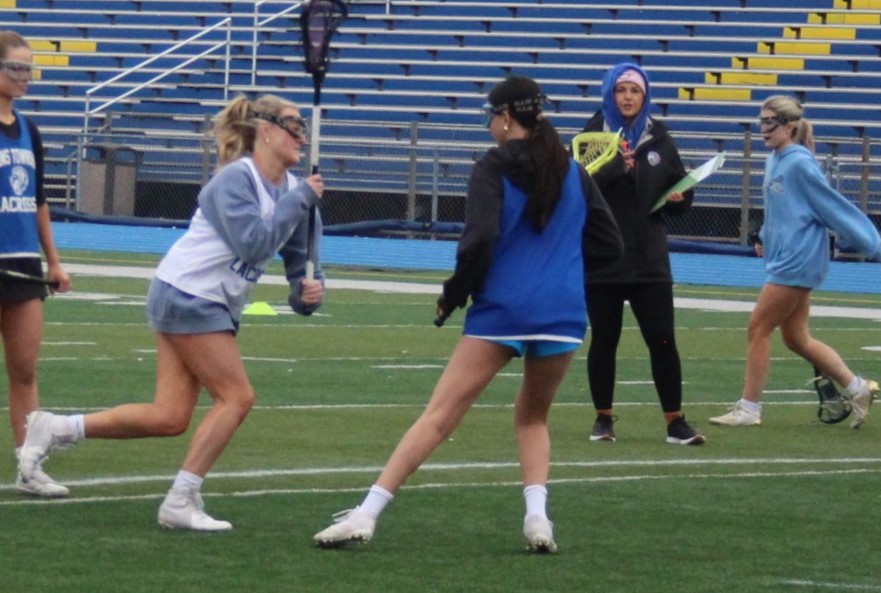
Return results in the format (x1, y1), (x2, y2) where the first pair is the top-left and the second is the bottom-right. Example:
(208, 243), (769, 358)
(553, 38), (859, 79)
(484, 139), (535, 193)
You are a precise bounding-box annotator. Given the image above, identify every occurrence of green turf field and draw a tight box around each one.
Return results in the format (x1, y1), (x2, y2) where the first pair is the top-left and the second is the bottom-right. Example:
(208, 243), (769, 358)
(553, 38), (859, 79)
(1, 251), (880, 593)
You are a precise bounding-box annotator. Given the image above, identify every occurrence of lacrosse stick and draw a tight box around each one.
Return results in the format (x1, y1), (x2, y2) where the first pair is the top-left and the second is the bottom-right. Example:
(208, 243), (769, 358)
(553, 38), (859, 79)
(0, 268), (60, 289)
(299, 0), (348, 280)
(809, 366), (852, 424)
(571, 130), (623, 175)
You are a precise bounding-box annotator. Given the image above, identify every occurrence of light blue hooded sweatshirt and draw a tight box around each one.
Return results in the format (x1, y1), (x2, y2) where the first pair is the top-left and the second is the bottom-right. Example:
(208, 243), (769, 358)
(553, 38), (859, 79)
(760, 143), (881, 288)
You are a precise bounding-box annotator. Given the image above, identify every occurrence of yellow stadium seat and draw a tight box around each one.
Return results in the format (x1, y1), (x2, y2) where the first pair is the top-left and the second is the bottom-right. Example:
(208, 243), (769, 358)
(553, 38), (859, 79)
(834, 0), (881, 8)
(784, 26), (856, 40)
(679, 87), (751, 102)
(31, 54), (57, 66)
(758, 41), (831, 55)
(59, 40), (98, 52)
(706, 72), (777, 86)
(808, 12), (881, 25)
(21, 39), (90, 74)
(733, 56), (805, 70)
(28, 39), (58, 51)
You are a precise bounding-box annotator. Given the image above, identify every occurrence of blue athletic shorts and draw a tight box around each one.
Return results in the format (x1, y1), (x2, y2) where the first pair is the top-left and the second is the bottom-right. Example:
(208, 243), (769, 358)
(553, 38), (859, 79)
(146, 278), (239, 335)
(492, 339), (580, 358)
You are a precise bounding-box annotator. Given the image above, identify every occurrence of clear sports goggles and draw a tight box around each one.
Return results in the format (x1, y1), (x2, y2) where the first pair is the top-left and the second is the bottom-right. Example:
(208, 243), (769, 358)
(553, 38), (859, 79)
(252, 111), (310, 142)
(480, 102), (506, 128)
(0, 60), (34, 84)
(758, 115), (796, 129)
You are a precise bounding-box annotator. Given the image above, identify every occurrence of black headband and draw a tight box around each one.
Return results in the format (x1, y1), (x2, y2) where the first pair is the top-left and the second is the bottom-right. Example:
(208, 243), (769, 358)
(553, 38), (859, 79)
(491, 93), (546, 115)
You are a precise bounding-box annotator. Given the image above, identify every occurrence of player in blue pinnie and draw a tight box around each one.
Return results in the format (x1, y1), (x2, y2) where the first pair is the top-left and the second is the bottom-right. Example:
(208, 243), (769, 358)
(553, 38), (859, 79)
(313, 75), (622, 553)
(710, 95), (881, 428)
(18, 94), (325, 531)
(0, 30), (73, 498)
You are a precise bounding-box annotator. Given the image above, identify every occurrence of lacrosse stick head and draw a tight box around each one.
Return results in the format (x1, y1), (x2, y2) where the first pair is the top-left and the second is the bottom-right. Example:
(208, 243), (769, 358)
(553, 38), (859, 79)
(571, 130), (622, 174)
(299, 0), (348, 85)
(810, 368), (852, 424)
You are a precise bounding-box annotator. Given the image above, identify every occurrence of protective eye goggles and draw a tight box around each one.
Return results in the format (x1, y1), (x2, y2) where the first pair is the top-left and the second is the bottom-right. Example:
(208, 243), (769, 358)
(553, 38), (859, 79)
(758, 115), (795, 129)
(252, 111), (310, 142)
(0, 60), (34, 83)
(480, 102), (506, 128)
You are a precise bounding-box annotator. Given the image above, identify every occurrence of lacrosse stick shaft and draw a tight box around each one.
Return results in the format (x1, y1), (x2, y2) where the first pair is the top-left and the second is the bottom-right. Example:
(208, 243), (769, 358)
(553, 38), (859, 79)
(0, 268), (60, 289)
(305, 87), (322, 281)
(309, 85), (322, 173)
(300, 0), (347, 282)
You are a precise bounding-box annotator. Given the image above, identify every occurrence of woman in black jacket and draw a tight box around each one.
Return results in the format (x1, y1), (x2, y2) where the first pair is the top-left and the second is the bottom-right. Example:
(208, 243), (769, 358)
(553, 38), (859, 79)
(582, 62), (704, 445)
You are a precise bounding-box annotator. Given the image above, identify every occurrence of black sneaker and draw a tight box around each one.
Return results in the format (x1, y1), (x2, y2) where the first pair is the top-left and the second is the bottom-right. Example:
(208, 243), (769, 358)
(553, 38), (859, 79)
(665, 415), (706, 445)
(589, 414), (617, 442)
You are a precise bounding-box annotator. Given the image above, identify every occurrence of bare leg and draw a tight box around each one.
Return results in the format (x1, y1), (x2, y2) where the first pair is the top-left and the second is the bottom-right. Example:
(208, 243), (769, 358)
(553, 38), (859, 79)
(173, 332), (255, 476)
(778, 293), (856, 388)
(85, 331), (254, 477)
(1, 300), (43, 446)
(742, 284), (806, 403)
(515, 351), (575, 486)
(375, 337), (512, 493)
(84, 333), (201, 439)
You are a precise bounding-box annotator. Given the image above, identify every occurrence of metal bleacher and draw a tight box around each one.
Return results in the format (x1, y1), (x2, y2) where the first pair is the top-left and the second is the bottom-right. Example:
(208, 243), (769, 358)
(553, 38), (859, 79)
(4, 0), (881, 239)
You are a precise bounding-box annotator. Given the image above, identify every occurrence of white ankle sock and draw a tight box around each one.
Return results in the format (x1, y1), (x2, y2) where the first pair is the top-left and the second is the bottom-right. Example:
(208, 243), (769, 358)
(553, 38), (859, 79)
(523, 484), (548, 519)
(846, 376), (864, 396)
(172, 470), (203, 491)
(359, 484), (393, 518)
(44, 414), (79, 443)
(68, 414), (86, 441)
(739, 399), (761, 414)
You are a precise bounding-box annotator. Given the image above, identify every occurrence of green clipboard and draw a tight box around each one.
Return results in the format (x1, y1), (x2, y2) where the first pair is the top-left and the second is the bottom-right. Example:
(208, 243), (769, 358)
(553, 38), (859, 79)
(650, 152), (726, 213)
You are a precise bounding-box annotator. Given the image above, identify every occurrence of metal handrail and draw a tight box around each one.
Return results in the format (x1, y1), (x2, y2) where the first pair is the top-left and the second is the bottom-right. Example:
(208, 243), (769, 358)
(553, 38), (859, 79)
(81, 17), (232, 140)
(251, 0), (305, 86)
(77, 18), (231, 208)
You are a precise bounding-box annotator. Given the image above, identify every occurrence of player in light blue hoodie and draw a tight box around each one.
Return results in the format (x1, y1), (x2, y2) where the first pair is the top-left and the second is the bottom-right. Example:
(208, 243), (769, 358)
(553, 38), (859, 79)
(711, 95), (880, 429)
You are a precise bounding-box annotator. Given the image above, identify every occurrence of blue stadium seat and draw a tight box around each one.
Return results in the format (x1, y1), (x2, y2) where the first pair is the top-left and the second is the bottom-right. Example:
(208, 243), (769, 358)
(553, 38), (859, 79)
(8, 0), (881, 217)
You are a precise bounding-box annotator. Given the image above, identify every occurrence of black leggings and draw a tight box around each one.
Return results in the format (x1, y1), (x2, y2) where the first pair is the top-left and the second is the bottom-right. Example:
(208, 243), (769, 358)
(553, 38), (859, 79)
(586, 282), (682, 413)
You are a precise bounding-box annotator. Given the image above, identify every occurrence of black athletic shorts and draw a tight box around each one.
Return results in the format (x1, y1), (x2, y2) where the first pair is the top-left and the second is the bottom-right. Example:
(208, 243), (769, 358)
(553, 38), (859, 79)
(0, 257), (48, 303)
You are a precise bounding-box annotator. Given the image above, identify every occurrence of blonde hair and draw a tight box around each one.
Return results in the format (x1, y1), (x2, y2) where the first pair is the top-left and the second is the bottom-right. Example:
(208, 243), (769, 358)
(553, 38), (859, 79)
(213, 94), (299, 165)
(762, 94), (814, 152)
(0, 30), (29, 59)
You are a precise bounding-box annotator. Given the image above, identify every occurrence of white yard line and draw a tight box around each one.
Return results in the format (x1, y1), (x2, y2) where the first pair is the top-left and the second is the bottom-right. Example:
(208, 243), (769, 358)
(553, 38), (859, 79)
(61, 263), (881, 320)
(779, 581), (881, 591)
(0, 457), (878, 504)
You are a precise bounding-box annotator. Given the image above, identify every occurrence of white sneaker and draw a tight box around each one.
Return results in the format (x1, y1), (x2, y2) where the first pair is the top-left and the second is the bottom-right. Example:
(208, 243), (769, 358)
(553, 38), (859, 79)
(709, 402), (762, 426)
(15, 466), (70, 498)
(523, 515), (557, 554)
(850, 379), (879, 429)
(158, 487), (232, 532)
(313, 507), (376, 548)
(18, 411), (76, 482)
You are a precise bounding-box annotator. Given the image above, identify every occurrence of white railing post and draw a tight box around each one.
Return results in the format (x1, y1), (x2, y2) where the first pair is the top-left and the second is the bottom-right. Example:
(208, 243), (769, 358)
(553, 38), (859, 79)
(251, 1), (306, 88)
(77, 18), (232, 209)
(224, 18), (231, 101)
